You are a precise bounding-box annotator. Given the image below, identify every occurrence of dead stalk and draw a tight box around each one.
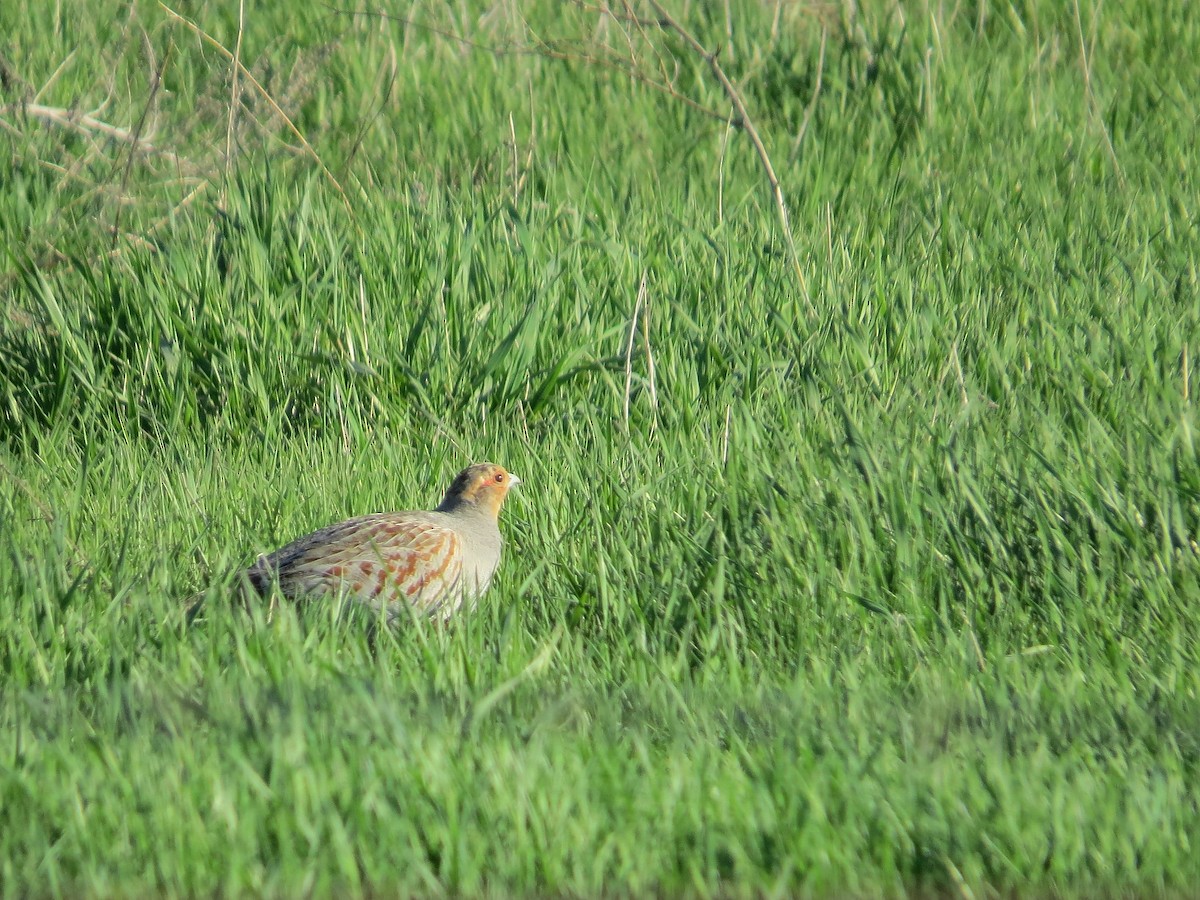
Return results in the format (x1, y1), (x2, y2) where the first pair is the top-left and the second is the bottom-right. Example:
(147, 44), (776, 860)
(9, 103), (191, 170)
(623, 273), (649, 430)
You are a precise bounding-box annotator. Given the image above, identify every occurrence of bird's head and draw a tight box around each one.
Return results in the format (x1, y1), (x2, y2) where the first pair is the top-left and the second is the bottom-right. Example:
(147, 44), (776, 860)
(438, 462), (521, 518)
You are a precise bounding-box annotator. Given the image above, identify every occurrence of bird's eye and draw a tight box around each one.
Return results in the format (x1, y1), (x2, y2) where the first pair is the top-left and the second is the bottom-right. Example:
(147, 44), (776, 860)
(494, 472), (505, 483)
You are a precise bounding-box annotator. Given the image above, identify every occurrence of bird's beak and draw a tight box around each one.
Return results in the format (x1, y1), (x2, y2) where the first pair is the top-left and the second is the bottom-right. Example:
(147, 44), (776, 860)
(509, 474), (522, 488)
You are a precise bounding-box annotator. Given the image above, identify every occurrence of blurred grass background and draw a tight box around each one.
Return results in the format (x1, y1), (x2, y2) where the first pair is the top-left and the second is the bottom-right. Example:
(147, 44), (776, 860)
(1, 0), (1198, 895)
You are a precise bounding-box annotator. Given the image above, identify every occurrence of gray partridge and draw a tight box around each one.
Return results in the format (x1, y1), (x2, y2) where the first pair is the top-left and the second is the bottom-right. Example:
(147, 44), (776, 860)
(243, 462), (520, 621)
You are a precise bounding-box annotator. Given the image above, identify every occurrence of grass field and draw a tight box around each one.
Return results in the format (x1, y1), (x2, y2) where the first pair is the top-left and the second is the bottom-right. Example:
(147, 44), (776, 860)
(2, 0), (1198, 895)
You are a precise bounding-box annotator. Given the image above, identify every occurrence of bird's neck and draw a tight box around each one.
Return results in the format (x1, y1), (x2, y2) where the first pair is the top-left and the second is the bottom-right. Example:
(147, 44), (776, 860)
(437, 496), (500, 521)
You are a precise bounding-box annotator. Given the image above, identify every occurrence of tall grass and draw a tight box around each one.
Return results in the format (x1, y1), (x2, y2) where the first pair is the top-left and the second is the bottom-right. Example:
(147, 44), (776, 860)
(2, 0), (1198, 895)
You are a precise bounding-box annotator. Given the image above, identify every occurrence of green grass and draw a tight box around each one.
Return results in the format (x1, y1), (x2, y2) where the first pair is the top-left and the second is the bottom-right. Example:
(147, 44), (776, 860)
(2, 0), (1198, 895)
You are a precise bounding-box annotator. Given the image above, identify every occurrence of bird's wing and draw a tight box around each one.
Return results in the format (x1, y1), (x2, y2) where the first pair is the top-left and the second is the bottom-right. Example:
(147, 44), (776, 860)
(253, 514), (464, 613)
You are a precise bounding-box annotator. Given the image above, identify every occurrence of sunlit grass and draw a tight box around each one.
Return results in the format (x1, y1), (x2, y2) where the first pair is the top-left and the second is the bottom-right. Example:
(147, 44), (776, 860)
(1, 0), (1198, 895)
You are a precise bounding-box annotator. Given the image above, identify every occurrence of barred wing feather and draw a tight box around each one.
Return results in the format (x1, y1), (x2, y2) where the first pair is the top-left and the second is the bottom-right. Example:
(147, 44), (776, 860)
(251, 514), (465, 615)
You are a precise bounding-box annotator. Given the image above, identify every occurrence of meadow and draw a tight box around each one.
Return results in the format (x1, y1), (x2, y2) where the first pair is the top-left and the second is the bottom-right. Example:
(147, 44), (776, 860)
(1, 0), (1198, 895)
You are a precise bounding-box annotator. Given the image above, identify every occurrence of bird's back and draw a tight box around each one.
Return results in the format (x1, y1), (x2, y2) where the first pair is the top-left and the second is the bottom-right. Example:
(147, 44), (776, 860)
(248, 509), (502, 619)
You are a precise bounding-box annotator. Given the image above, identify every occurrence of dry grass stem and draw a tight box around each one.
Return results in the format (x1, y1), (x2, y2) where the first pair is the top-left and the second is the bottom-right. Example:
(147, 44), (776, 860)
(6, 103), (193, 170)
(623, 272), (649, 431)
